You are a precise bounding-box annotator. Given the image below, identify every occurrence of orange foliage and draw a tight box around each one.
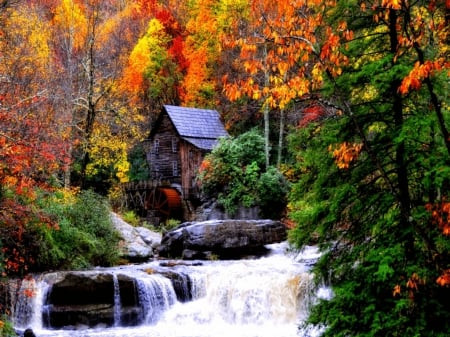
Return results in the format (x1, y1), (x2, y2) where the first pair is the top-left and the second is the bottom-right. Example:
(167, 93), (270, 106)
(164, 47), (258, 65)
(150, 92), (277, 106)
(436, 269), (450, 286)
(198, 158), (213, 181)
(425, 199), (450, 236)
(393, 273), (426, 299)
(381, 0), (402, 10)
(180, 0), (219, 106)
(328, 142), (363, 169)
(406, 273), (426, 300)
(399, 60), (447, 95)
(392, 283), (401, 296)
(223, 0), (350, 110)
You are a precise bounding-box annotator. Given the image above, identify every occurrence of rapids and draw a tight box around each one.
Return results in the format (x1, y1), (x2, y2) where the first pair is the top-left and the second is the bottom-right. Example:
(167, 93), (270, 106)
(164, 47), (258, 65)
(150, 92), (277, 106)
(12, 243), (329, 337)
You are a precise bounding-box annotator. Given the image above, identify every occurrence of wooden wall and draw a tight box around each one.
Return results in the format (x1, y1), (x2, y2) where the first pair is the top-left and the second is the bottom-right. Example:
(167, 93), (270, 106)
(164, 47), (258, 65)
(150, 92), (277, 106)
(147, 114), (181, 184)
(146, 113), (205, 199)
(180, 141), (204, 199)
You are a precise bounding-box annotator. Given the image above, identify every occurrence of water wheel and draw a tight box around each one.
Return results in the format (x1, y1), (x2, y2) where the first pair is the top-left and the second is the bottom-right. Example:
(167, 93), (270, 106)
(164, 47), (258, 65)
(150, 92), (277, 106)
(146, 187), (182, 223)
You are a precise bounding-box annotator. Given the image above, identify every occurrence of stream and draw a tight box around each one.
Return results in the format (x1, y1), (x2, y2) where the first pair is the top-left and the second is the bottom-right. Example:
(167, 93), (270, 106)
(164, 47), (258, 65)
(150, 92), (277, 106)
(12, 243), (330, 337)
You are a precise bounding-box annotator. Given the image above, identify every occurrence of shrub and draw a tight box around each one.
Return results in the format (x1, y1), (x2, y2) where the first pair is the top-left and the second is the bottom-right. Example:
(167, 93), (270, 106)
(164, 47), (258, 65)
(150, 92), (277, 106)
(121, 210), (140, 227)
(198, 129), (289, 218)
(38, 189), (121, 270)
(257, 166), (290, 218)
(128, 143), (150, 182)
(0, 315), (15, 337)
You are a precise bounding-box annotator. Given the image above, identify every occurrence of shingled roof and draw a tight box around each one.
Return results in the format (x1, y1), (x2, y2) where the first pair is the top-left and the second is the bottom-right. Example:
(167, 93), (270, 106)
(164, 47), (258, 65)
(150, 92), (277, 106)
(164, 105), (229, 150)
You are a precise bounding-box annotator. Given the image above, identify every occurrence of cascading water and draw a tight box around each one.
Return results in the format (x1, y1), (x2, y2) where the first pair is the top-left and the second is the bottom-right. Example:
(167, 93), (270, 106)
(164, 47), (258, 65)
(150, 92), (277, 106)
(112, 273), (121, 327)
(135, 273), (177, 324)
(12, 243), (328, 337)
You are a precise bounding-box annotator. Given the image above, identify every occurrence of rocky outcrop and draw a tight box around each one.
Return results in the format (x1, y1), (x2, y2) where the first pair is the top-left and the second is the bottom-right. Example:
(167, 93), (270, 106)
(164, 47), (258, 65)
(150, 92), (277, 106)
(40, 267), (193, 329)
(43, 271), (141, 328)
(111, 213), (161, 262)
(158, 219), (287, 259)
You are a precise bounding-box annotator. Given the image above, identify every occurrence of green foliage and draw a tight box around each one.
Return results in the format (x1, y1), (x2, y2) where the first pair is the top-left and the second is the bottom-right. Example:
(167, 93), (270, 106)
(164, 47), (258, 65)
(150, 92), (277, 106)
(142, 218), (180, 234)
(0, 315), (15, 337)
(287, 1), (450, 335)
(38, 189), (121, 270)
(257, 166), (290, 218)
(121, 210), (140, 227)
(128, 143), (150, 182)
(198, 129), (289, 218)
(161, 218), (181, 233)
(0, 186), (61, 276)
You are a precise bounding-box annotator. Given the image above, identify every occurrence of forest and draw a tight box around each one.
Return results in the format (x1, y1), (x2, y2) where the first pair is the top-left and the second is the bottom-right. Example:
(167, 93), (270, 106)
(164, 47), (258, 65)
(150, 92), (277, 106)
(1, 0), (450, 335)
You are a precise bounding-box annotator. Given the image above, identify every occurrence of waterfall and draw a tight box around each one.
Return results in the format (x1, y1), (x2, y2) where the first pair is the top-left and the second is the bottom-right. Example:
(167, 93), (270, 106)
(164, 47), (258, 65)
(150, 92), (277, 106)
(10, 243), (328, 337)
(200, 265), (312, 324)
(12, 277), (49, 330)
(135, 274), (177, 324)
(113, 273), (121, 327)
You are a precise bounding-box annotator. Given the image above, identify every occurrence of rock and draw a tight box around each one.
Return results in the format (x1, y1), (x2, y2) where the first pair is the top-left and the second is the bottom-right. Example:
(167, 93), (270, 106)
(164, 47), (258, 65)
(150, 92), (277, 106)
(158, 219), (287, 259)
(40, 267), (193, 329)
(23, 328), (36, 337)
(110, 213), (161, 262)
(44, 272), (142, 328)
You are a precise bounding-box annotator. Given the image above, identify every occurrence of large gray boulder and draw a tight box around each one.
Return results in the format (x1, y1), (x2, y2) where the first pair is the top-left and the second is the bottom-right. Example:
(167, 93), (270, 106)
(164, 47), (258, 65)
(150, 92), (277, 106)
(158, 219), (287, 259)
(111, 213), (161, 262)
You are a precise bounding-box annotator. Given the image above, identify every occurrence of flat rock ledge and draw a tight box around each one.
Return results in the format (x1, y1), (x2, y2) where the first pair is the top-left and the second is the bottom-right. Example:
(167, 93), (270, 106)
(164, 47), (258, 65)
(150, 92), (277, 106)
(158, 219), (287, 260)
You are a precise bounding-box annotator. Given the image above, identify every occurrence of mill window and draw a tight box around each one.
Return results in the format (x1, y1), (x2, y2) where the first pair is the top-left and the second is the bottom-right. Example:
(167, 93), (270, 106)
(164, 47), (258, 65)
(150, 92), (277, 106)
(172, 161), (178, 176)
(171, 137), (178, 153)
(154, 139), (160, 155)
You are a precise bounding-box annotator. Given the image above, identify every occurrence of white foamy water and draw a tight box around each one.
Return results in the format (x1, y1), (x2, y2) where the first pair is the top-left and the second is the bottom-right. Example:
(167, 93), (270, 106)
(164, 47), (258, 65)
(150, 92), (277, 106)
(13, 243), (327, 337)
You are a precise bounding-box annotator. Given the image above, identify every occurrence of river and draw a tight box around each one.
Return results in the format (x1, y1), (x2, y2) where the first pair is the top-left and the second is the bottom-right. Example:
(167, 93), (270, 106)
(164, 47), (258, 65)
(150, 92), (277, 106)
(12, 243), (329, 337)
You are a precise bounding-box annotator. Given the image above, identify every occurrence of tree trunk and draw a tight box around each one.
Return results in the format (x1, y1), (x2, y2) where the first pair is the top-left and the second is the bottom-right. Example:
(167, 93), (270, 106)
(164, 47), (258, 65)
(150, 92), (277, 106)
(263, 43), (270, 170)
(80, 8), (98, 188)
(277, 108), (284, 168)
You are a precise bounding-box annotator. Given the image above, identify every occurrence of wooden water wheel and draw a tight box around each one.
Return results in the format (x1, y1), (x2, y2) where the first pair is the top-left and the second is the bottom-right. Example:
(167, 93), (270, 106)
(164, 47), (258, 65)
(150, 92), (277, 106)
(146, 187), (182, 223)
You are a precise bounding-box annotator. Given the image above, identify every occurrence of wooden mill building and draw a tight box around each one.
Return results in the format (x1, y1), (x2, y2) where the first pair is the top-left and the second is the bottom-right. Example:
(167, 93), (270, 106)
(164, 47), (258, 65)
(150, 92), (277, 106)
(123, 105), (229, 223)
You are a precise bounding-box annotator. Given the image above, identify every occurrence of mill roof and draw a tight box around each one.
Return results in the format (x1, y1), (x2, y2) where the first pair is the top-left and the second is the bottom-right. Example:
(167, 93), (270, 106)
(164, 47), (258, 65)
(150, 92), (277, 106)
(163, 105), (229, 150)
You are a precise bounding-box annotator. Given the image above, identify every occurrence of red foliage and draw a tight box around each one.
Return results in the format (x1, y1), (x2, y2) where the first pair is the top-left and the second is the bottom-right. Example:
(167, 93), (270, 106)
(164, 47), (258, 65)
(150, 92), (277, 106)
(1, 93), (67, 276)
(298, 104), (327, 127)
(169, 35), (189, 73)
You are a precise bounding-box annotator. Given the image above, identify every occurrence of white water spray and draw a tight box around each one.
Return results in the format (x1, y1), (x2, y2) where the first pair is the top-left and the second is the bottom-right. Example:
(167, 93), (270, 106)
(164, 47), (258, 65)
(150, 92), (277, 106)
(11, 243), (329, 337)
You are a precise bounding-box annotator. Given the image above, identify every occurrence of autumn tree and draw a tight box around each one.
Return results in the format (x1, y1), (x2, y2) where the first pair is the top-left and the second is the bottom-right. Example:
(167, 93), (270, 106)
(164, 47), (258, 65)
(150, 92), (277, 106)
(288, 0), (450, 335)
(0, 3), (68, 276)
(121, 16), (181, 114)
(49, 0), (151, 191)
(223, 0), (340, 168)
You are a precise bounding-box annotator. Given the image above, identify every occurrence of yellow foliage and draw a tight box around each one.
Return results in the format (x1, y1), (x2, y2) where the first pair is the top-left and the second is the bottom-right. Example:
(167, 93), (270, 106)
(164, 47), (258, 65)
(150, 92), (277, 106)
(121, 18), (170, 95)
(351, 85), (378, 104)
(4, 8), (51, 76)
(85, 121), (131, 182)
(115, 159), (130, 183)
(52, 0), (88, 52)
(215, 0), (250, 34)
